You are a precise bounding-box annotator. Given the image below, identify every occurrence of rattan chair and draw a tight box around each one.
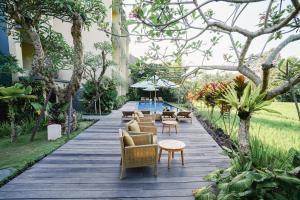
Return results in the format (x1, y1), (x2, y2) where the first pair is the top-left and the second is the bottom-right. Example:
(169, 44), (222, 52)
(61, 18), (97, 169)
(125, 120), (158, 144)
(133, 111), (155, 123)
(119, 129), (158, 179)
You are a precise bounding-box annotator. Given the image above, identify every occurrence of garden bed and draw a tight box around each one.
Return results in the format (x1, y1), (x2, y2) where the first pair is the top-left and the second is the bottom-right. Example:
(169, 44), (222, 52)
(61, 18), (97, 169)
(195, 113), (235, 150)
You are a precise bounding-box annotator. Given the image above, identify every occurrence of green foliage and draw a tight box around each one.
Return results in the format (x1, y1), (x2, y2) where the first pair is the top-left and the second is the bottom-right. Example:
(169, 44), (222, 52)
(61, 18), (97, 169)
(222, 83), (279, 119)
(49, 0), (107, 28)
(114, 95), (128, 109)
(127, 87), (140, 101)
(0, 120), (93, 185)
(274, 57), (300, 103)
(47, 102), (68, 124)
(0, 83), (35, 101)
(39, 24), (74, 75)
(0, 122), (11, 138)
(0, 83), (36, 142)
(195, 150), (300, 200)
(16, 78), (46, 120)
(81, 77), (118, 114)
(1, 0), (107, 29)
(276, 57), (300, 82)
(129, 58), (183, 83)
(192, 101), (300, 169)
(0, 53), (23, 75)
(129, 58), (184, 102)
(171, 80), (201, 103)
(16, 119), (36, 136)
(83, 41), (114, 78)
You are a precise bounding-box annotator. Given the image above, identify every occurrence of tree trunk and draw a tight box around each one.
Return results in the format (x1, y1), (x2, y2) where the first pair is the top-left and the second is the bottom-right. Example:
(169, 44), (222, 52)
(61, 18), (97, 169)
(99, 96), (102, 116)
(30, 89), (53, 142)
(26, 27), (44, 74)
(238, 114), (251, 156)
(66, 96), (73, 139)
(8, 104), (16, 143)
(65, 13), (84, 101)
(94, 100), (98, 114)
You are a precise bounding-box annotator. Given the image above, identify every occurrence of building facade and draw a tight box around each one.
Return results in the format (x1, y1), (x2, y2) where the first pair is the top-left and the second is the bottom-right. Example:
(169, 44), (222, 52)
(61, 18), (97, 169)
(0, 0), (129, 95)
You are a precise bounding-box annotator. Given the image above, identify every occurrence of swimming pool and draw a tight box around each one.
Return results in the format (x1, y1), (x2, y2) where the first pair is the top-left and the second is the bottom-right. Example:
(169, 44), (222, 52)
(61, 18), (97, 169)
(137, 101), (181, 113)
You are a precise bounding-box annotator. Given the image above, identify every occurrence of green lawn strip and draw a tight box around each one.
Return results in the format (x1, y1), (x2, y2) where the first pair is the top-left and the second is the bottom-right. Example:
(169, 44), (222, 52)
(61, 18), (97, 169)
(188, 102), (300, 169)
(0, 120), (94, 186)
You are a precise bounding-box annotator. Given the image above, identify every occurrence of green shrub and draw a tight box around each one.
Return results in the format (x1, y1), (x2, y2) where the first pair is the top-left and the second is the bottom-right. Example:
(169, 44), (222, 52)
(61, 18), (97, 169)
(195, 149), (300, 200)
(0, 119), (37, 139)
(114, 95), (128, 109)
(18, 119), (36, 136)
(0, 122), (11, 138)
(192, 101), (300, 169)
(47, 102), (67, 124)
(127, 87), (140, 101)
(81, 77), (118, 114)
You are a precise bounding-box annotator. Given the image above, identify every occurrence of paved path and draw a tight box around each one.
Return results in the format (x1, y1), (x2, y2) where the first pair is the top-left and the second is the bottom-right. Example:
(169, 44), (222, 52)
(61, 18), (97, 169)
(0, 101), (229, 199)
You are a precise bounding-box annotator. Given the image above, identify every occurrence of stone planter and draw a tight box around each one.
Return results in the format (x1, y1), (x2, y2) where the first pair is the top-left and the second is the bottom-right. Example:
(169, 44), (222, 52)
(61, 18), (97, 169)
(47, 124), (62, 141)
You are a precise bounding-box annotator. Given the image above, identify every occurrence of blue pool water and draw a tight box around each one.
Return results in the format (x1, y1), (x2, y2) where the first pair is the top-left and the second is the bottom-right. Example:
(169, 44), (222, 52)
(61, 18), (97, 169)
(137, 101), (181, 113)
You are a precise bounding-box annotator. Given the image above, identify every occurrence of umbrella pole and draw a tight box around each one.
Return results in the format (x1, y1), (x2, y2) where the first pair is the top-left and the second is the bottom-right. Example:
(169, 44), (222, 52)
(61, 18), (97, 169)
(154, 76), (157, 113)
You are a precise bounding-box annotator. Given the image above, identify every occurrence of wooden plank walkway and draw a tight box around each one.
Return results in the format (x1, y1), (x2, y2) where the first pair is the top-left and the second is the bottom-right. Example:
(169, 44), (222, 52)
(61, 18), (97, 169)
(0, 101), (229, 199)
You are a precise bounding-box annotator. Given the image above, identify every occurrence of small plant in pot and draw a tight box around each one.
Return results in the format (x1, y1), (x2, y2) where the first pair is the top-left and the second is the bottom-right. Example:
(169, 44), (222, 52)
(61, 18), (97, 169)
(47, 102), (67, 140)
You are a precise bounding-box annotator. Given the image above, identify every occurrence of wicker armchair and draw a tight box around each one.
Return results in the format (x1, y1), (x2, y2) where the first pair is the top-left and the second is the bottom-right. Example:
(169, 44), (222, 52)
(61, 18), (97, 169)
(119, 129), (158, 179)
(133, 112), (155, 123)
(125, 120), (158, 144)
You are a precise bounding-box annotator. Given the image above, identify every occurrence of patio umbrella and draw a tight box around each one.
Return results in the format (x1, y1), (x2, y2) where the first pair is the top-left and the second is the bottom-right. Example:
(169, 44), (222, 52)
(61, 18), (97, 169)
(143, 86), (159, 99)
(130, 75), (178, 112)
(147, 75), (177, 104)
(149, 75), (177, 88)
(130, 80), (153, 88)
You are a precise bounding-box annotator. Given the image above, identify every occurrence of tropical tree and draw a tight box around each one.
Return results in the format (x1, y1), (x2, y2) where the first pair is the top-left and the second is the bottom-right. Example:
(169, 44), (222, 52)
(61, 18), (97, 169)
(0, 83), (36, 142)
(0, 0), (107, 102)
(83, 41), (114, 115)
(276, 57), (300, 120)
(126, 0), (300, 155)
(222, 83), (278, 155)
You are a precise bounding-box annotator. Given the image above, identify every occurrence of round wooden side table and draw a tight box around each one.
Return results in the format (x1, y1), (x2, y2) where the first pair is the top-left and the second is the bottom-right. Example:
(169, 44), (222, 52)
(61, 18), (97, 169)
(162, 121), (178, 135)
(158, 139), (185, 169)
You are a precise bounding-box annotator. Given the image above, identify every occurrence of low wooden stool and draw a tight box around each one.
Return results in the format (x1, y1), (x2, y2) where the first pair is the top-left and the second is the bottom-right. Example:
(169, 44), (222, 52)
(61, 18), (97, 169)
(162, 121), (178, 135)
(158, 140), (185, 169)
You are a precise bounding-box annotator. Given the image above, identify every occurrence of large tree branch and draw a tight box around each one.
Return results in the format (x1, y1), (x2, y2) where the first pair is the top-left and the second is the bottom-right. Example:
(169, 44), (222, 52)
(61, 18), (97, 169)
(264, 0), (274, 28)
(266, 73), (300, 99)
(261, 33), (300, 92)
(264, 34), (300, 67)
(183, 65), (238, 77)
(65, 13), (84, 101)
(254, 6), (300, 36)
(238, 65), (262, 85)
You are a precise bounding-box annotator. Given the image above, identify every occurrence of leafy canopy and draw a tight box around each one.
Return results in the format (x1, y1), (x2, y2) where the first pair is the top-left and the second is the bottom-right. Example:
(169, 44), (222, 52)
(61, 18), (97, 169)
(0, 83), (36, 101)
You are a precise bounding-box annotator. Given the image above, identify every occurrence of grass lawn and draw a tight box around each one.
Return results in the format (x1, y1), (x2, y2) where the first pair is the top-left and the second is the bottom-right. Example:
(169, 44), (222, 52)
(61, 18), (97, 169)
(0, 120), (93, 173)
(181, 101), (300, 169)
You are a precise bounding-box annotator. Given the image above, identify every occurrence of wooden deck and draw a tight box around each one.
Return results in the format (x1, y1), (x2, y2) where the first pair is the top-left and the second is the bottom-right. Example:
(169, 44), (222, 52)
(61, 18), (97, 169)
(0, 101), (229, 199)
